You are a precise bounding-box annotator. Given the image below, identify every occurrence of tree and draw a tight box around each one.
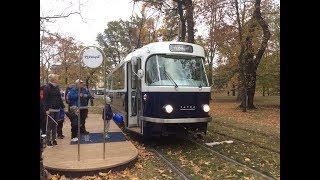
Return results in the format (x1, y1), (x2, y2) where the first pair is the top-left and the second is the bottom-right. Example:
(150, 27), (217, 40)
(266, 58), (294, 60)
(40, 32), (64, 84)
(195, 0), (227, 86)
(234, 0), (271, 111)
(40, 0), (86, 85)
(54, 36), (82, 87)
(135, 0), (196, 43)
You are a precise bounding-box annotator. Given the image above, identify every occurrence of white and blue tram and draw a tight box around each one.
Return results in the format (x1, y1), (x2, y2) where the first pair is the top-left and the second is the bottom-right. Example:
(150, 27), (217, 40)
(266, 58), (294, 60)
(105, 41), (212, 137)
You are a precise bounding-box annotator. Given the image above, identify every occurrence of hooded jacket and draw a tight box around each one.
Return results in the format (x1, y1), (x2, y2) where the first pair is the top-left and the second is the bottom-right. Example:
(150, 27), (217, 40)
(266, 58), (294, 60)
(68, 87), (91, 108)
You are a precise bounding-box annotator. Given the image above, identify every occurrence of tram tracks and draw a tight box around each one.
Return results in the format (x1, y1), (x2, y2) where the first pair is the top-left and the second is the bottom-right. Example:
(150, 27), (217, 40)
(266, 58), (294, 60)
(142, 135), (277, 180)
(186, 137), (276, 180)
(210, 131), (280, 154)
(124, 128), (278, 179)
(150, 146), (193, 180)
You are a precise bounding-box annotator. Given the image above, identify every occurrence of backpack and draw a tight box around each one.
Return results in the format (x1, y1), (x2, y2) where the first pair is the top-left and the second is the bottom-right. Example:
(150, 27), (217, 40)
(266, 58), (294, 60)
(58, 108), (65, 122)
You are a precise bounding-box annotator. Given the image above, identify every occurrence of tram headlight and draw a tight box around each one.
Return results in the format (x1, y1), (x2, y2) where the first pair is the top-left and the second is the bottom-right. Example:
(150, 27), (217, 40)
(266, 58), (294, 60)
(202, 104), (210, 112)
(163, 104), (173, 113)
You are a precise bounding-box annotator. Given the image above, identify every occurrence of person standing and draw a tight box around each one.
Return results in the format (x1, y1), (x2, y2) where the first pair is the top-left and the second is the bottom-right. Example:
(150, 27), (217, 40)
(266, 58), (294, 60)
(102, 96), (113, 139)
(68, 79), (91, 134)
(65, 106), (80, 142)
(57, 107), (65, 139)
(43, 74), (65, 147)
(40, 85), (46, 134)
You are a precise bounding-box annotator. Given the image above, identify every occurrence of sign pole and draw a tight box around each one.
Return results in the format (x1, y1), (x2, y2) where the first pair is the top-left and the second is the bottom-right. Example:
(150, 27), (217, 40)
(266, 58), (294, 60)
(103, 49), (106, 160)
(80, 46), (105, 159)
(77, 49), (83, 161)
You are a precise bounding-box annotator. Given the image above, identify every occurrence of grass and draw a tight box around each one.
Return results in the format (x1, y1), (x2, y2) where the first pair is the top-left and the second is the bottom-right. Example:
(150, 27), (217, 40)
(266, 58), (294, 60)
(205, 93), (280, 179)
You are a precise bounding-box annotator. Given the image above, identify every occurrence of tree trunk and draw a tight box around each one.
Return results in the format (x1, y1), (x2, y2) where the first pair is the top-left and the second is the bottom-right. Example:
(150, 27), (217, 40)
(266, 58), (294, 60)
(236, 76), (241, 101)
(177, 0), (186, 42)
(238, 80), (247, 112)
(244, 19), (256, 109)
(208, 58), (213, 86)
(185, 0), (194, 43)
(232, 83), (236, 96)
(247, 71), (257, 109)
(246, 0), (271, 108)
(234, 0), (246, 111)
(64, 66), (68, 85)
(262, 86), (265, 96)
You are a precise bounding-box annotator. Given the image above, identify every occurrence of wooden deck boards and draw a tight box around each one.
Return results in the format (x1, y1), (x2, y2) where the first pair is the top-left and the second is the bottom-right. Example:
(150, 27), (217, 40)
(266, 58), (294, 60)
(43, 114), (138, 172)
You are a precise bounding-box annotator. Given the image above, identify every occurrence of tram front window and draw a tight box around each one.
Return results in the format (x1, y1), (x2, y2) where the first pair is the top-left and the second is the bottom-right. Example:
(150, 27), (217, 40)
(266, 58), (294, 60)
(146, 55), (208, 87)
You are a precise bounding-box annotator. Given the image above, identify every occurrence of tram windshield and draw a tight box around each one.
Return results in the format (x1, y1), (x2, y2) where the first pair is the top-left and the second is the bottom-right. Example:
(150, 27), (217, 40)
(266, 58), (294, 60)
(146, 55), (209, 87)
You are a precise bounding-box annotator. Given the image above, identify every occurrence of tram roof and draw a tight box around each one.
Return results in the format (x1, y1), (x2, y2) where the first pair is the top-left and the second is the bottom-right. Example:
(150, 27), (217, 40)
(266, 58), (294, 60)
(120, 41), (205, 65)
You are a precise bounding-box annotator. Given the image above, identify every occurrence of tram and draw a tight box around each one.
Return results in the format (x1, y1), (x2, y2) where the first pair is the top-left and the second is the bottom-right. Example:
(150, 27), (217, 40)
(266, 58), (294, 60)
(105, 41), (212, 137)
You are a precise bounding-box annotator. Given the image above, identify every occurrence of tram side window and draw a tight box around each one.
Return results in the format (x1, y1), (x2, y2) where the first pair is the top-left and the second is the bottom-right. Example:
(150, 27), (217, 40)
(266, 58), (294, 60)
(146, 56), (159, 85)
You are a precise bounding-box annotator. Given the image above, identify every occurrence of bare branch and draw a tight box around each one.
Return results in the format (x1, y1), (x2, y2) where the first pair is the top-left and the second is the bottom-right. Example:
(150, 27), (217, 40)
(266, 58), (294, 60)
(40, 11), (81, 21)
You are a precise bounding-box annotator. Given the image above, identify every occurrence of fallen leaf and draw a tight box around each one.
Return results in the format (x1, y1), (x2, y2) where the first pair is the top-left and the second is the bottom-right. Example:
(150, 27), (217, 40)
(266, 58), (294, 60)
(59, 175), (68, 180)
(135, 163), (143, 169)
(51, 176), (58, 180)
(245, 158), (250, 162)
(237, 170), (242, 172)
(161, 174), (168, 177)
(202, 174), (211, 179)
(99, 172), (107, 177)
(193, 165), (201, 174)
(156, 169), (165, 174)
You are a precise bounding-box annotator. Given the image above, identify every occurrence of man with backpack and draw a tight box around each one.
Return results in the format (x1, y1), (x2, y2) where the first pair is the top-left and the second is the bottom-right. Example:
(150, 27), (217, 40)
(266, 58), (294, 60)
(68, 79), (92, 134)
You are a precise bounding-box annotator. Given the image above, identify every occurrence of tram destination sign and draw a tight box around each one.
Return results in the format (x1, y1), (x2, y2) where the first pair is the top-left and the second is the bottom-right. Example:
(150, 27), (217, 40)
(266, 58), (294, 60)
(169, 44), (193, 53)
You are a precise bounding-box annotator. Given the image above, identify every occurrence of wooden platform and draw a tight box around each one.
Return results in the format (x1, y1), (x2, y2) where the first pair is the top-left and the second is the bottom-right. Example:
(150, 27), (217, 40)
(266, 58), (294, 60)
(43, 114), (138, 173)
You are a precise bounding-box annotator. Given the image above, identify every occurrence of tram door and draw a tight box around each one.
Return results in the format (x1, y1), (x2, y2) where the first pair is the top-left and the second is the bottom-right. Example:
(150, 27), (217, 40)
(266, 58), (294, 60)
(127, 59), (142, 132)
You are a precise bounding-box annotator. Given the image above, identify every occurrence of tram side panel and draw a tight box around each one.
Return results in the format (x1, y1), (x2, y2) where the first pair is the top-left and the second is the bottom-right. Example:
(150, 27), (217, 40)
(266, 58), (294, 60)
(142, 91), (210, 136)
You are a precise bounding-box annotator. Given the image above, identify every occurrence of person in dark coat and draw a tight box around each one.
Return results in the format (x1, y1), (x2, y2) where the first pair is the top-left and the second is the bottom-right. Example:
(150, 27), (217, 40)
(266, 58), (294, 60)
(40, 85), (46, 134)
(43, 74), (65, 147)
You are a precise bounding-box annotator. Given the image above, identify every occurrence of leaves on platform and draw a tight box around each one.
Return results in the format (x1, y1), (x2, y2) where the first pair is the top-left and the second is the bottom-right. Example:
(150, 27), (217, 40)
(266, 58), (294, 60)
(98, 172), (107, 177)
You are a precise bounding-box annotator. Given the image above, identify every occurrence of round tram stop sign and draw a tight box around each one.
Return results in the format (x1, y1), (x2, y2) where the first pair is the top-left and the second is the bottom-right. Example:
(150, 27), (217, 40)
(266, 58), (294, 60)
(82, 47), (103, 68)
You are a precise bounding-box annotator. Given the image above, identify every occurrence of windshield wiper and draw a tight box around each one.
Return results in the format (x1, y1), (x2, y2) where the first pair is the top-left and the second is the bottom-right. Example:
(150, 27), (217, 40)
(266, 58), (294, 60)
(163, 67), (178, 88)
(199, 81), (202, 88)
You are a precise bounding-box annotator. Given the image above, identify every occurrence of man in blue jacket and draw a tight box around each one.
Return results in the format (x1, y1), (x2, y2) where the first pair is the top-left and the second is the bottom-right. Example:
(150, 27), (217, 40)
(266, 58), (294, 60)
(68, 79), (91, 134)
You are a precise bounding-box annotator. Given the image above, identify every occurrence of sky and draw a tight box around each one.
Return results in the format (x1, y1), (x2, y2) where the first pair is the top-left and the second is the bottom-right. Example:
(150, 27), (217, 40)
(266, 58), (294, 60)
(40, 0), (138, 46)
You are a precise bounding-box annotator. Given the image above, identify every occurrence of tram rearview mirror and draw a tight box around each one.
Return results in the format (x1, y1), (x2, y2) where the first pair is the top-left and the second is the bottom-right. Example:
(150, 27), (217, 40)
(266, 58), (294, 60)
(137, 69), (144, 79)
(131, 56), (137, 65)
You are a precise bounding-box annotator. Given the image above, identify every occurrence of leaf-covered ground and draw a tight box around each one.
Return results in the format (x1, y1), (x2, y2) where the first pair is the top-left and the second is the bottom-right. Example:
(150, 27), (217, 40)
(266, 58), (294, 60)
(47, 94), (280, 179)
